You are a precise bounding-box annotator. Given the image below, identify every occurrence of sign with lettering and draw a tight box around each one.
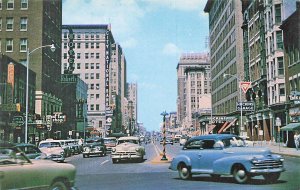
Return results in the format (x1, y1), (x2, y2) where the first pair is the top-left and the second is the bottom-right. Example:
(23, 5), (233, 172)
(105, 28), (111, 128)
(236, 102), (255, 111)
(61, 74), (78, 83)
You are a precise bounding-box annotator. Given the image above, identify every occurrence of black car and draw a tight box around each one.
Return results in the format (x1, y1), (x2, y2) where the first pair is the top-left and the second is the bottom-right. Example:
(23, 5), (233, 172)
(82, 137), (106, 158)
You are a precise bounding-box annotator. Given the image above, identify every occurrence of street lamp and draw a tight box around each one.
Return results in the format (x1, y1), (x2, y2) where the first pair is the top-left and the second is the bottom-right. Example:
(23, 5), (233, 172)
(161, 111), (169, 161)
(25, 44), (55, 143)
(223, 73), (242, 135)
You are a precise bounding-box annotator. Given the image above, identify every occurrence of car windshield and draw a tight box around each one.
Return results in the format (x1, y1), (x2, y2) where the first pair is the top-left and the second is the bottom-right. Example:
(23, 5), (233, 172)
(0, 148), (29, 165)
(39, 142), (61, 148)
(104, 139), (116, 144)
(118, 139), (139, 144)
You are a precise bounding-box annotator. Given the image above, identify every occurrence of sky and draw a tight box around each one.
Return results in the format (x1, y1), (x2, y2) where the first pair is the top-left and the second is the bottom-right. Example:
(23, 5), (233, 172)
(62, 0), (209, 131)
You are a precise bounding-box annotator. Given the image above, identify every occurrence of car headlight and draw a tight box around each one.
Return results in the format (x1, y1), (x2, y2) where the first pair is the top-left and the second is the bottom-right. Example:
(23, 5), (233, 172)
(60, 151), (65, 155)
(135, 148), (140, 152)
(251, 157), (260, 164)
(84, 147), (90, 152)
(279, 158), (284, 162)
(96, 147), (100, 151)
(112, 148), (116, 152)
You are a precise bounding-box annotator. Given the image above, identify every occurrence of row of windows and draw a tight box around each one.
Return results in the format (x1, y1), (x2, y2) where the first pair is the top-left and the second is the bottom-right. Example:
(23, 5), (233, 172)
(0, 38), (27, 52)
(0, 17), (28, 31)
(63, 32), (101, 40)
(63, 52), (100, 59)
(0, 0), (28, 10)
(63, 42), (100, 49)
(87, 104), (101, 111)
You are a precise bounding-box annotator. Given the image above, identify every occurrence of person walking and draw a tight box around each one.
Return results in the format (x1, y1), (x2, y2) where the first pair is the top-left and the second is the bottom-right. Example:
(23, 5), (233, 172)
(294, 131), (300, 151)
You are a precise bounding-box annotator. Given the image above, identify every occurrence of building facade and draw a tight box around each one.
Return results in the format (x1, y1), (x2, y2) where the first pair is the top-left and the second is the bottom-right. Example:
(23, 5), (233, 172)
(0, 0), (62, 143)
(62, 24), (117, 137)
(176, 53), (211, 135)
(127, 82), (138, 135)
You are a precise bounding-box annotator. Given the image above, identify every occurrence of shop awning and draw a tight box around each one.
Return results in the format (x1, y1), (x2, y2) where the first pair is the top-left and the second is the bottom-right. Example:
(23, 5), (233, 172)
(280, 123), (300, 131)
(217, 122), (229, 134)
(221, 118), (238, 133)
(207, 124), (216, 133)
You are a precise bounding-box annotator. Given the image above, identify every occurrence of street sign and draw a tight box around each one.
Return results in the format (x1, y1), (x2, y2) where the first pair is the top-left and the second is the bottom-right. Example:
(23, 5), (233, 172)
(240, 82), (251, 93)
(236, 102), (255, 111)
(0, 104), (18, 111)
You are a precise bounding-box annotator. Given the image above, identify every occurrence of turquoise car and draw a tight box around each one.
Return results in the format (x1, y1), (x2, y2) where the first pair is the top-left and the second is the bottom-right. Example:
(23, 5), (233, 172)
(169, 134), (285, 184)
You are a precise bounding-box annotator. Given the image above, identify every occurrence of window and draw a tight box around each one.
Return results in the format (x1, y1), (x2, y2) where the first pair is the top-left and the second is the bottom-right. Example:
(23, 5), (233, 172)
(21, 0), (28, 9)
(0, 39), (1, 52)
(90, 84), (94, 90)
(275, 4), (281, 23)
(90, 104), (94, 111)
(85, 63), (89, 69)
(63, 43), (67, 49)
(279, 84), (285, 96)
(85, 43), (89, 49)
(90, 73), (94, 79)
(19, 38), (27, 52)
(96, 63), (100, 69)
(96, 73), (100, 79)
(77, 43), (81, 49)
(6, 39), (13, 52)
(96, 104), (99, 111)
(20, 17), (27, 31)
(278, 57), (284, 75)
(77, 53), (81, 59)
(77, 63), (81, 69)
(96, 43), (100, 48)
(91, 63), (94, 69)
(0, 0), (2, 10)
(91, 53), (94, 58)
(91, 43), (94, 49)
(85, 73), (88, 79)
(85, 53), (88, 59)
(96, 83), (99, 89)
(6, 17), (13, 31)
(96, 94), (99, 99)
(90, 94), (94, 99)
(96, 53), (100, 59)
(63, 63), (67, 70)
(7, 0), (14, 10)
(63, 53), (67, 59)
(276, 31), (283, 49)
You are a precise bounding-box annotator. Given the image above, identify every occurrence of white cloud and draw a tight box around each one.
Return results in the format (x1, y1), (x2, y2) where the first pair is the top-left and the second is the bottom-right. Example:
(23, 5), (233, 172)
(162, 43), (181, 56)
(142, 0), (207, 12)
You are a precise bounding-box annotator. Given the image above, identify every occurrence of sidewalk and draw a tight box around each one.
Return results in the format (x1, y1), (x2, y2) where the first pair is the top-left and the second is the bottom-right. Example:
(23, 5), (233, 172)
(252, 141), (300, 158)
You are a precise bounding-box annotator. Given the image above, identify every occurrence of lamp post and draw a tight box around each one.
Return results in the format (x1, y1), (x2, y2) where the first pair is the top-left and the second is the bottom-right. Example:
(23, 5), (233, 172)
(25, 44), (55, 143)
(223, 73), (242, 135)
(161, 111), (169, 161)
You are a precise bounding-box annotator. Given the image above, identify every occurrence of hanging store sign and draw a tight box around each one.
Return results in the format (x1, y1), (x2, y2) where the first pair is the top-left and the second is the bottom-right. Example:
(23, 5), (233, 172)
(61, 74), (78, 83)
(105, 28), (112, 128)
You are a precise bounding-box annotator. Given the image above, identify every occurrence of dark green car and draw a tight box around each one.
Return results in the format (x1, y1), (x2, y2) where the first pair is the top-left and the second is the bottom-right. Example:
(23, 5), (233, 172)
(15, 143), (42, 159)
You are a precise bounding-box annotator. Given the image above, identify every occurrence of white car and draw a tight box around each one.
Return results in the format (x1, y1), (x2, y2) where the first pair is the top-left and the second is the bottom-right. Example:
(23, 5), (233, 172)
(111, 136), (145, 163)
(38, 139), (65, 162)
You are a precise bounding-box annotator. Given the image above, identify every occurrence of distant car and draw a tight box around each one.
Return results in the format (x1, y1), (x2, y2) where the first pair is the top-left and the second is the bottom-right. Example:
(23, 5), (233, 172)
(160, 138), (174, 145)
(169, 134), (285, 184)
(111, 136), (145, 163)
(38, 139), (65, 162)
(15, 143), (42, 159)
(82, 137), (106, 158)
(0, 141), (76, 190)
(174, 135), (182, 143)
(103, 137), (117, 152)
(179, 136), (189, 146)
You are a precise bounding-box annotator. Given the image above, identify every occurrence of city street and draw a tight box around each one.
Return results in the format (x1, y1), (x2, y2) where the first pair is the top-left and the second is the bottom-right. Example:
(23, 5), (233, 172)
(66, 142), (300, 190)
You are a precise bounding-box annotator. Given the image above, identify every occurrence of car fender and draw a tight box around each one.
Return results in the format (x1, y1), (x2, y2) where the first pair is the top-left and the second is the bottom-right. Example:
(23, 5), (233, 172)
(213, 155), (254, 174)
(170, 154), (192, 171)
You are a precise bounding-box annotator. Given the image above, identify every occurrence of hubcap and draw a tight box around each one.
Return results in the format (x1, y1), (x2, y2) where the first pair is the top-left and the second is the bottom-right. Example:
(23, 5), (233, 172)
(237, 170), (245, 178)
(181, 167), (188, 175)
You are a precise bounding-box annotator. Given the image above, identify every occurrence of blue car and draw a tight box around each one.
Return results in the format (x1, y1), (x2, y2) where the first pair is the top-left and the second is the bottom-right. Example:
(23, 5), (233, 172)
(169, 134), (285, 184)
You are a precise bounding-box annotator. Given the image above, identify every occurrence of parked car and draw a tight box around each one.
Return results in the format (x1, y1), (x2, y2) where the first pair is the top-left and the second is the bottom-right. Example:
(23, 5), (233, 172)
(38, 139), (65, 162)
(103, 137), (117, 152)
(82, 137), (106, 158)
(169, 134), (285, 184)
(111, 136), (145, 163)
(59, 140), (72, 157)
(0, 141), (76, 190)
(160, 138), (174, 145)
(15, 143), (42, 159)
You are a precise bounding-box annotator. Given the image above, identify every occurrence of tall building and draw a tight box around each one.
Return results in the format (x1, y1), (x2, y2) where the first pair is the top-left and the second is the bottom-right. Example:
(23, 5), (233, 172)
(127, 82), (138, 135)
(0, 0), (62, 142)
(176, 53), (211, 135)
(62, 24), (117, 137)
(204, 0), (244, 134)
(242, 0), (297, 142)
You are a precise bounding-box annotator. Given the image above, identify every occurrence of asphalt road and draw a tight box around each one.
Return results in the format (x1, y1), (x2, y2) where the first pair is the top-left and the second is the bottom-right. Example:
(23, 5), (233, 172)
(67, 142), (300, 190)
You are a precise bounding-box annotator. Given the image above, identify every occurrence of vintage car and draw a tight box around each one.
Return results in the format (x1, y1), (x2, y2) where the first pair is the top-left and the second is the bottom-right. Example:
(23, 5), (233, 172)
(169, 134), (285, 184)
(111, 136), (145, 163)
(60, 139), (81, 156)
(82, 137), (106, 158)
(38, 139), (65, 162)
(15, 143), (42, 159)
(0, 141), (76, 190)
(160, 138), (174, 145)
(103, 137), (117, 152)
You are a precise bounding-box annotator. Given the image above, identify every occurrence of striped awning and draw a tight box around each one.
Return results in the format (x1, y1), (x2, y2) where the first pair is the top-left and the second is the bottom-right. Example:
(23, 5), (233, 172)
(222, 118), (238, 132)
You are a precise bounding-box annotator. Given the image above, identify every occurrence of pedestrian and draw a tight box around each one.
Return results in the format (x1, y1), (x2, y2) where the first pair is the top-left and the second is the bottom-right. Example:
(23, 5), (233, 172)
(294, 131), (300, 151)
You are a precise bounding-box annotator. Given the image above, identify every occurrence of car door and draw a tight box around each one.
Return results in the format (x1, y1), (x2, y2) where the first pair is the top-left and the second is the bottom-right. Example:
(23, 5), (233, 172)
(183, 139), (202, 170)
(196, 139), (224, 172)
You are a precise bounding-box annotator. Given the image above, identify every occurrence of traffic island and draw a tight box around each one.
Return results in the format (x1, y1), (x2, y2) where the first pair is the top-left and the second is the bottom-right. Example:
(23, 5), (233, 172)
(151, 153), (172, 164)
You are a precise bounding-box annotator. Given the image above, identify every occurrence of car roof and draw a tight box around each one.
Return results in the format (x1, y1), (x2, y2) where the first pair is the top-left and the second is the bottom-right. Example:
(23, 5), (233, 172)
(15, 143), (36, 147)
(188, 134), (237, 141)
(118, 136), (139, 140)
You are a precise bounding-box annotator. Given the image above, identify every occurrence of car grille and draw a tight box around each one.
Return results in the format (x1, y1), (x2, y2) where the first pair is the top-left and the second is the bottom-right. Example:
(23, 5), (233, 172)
(251, 159), (283, 169)
(115, 151), (136, 156)
(52, 154), (63, 159)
